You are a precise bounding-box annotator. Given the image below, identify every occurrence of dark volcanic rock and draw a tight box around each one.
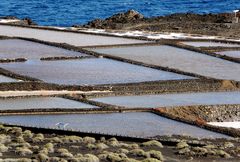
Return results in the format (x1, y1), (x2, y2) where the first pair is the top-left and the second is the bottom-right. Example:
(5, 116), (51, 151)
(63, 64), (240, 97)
(80, 11), (233, 30)
(105, 9), (144, 23)
(22, 17), (37, 25)
(78, 10), (240, 38)
(81, 19), (104, 28)
(79, 9), (144, 29)
(0, 16), (18, 20)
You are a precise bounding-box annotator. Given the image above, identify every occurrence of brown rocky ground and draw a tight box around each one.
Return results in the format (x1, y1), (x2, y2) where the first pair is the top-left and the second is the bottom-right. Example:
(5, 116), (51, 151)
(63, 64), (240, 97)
(0, 124), (239, 162)
(79, 10), (240, 39)
(155, 105), (240, 123)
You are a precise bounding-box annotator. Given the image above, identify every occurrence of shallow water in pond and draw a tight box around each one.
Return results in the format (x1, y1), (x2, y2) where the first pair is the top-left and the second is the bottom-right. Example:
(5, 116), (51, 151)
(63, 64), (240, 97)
(0, 112), (230, 138)
(0, 25), (147, 47)
(92, 91), (240, 108)
(180, 41), (240, 47)
(0, 97), (98, 110)
(0, 39), (87, 59)
(216, 50), (240, 59)
(0, 58), (193, 85)
(90, 45), (240, 81)
(0, 75), (18, 83)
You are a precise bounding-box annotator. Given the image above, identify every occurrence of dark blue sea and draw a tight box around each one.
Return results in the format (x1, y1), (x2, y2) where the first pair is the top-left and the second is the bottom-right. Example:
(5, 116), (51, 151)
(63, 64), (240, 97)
(1, 0), (240, 27)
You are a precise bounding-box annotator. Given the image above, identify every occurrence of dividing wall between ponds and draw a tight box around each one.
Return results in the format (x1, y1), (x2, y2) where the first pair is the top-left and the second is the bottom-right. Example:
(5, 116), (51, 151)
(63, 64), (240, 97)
(0, 79), (237, 93)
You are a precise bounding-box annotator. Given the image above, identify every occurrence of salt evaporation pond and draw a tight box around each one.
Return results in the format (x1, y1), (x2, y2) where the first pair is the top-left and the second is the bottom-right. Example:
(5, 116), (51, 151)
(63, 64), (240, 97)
(0, 39), (87, 59)
(0, 97), (97, 110)
(90, 45), (240, 81)
(216, 50), (240, 59)
(0, 58), (193, 85)
(91, 91), (240, 108)
(0, 75), (18, 83)
(0, 112), (230, 138)
(180, 41), (240, 47)
(0, 25), (147, 47)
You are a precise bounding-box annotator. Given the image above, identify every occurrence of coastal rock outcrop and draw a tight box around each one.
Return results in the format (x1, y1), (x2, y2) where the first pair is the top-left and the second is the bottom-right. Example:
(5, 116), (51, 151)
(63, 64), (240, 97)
(77, 10), (240, 38)
(77, 10), (144, 29)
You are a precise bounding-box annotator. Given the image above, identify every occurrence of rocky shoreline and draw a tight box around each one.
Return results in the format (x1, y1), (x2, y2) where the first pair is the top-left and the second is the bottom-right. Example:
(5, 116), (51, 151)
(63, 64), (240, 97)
(2, 10), (240, 39)
(0, 16), (37, 26)
(77, 10), (240, 39)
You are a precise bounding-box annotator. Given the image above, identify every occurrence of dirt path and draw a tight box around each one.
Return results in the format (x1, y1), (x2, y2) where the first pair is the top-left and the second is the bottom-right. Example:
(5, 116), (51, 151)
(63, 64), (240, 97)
(0, 90), (111, 97)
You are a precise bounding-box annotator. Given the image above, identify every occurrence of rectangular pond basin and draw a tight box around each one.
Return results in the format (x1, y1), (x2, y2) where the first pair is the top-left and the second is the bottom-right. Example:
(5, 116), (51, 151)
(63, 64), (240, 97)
(0, 75), (18, 83)
(216, 50), (240, 59)
(0, 39), (88, 60)
(0, 97), (98, 110)
(180, 41), (240, 47)
(0, 112), (230, 139)
(0, 58), (193, 85)
(91, 91), (240, 108)
(89, 45), (240, 81)
(0, 25), (147, 47)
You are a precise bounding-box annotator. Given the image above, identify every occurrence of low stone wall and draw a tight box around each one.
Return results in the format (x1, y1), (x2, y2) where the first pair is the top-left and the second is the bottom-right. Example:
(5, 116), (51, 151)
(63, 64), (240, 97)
(155, 104), (240, 122)
(0, 36), (10, 40)
(200, 105), (240, 122)
(86, 79), (240, 98)
(40, 56), (94, 61)
(0, 58), (27, 63)
(153, 106), (240, 137)
(0, 79), (239, 95)
(0, 82), (107, 91)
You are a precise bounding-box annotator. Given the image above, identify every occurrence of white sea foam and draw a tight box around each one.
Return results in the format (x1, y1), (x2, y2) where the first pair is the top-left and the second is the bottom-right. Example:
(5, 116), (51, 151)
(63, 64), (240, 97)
(0, 19), (20, 23)
(78, 28), (240, 41)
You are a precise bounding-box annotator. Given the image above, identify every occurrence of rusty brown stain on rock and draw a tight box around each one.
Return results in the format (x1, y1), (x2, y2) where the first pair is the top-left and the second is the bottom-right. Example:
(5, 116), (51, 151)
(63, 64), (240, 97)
(220, 80), (237, 90)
